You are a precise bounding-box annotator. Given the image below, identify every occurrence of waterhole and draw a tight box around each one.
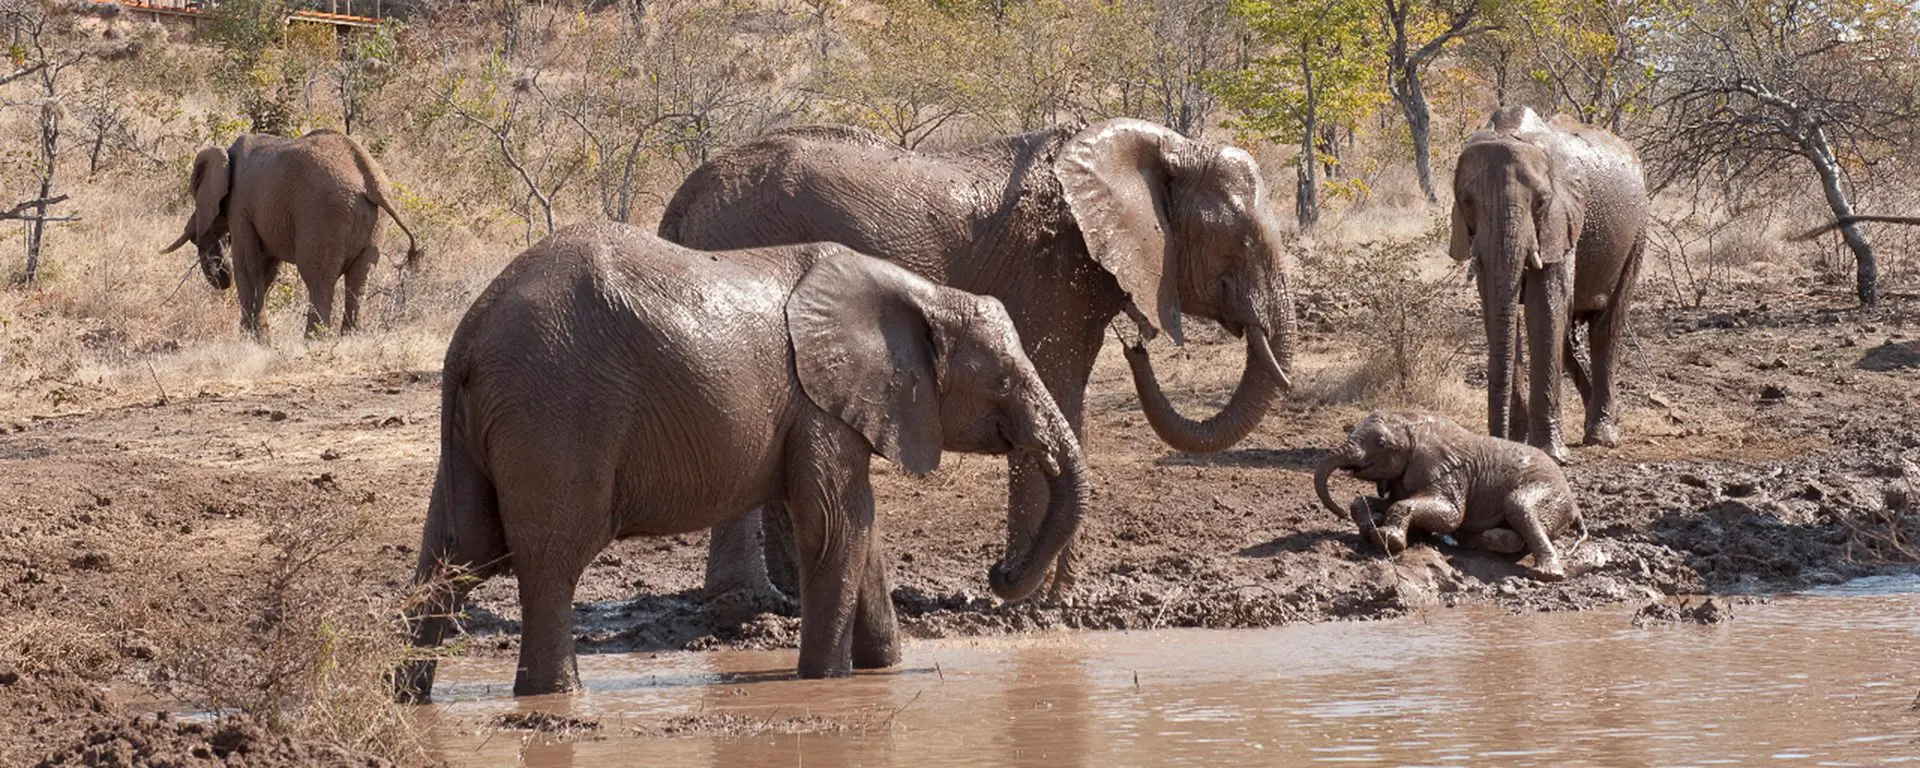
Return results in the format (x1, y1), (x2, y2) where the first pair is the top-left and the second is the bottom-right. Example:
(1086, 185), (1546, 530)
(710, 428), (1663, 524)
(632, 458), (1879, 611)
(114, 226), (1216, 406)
(420, 577), (1920, 766)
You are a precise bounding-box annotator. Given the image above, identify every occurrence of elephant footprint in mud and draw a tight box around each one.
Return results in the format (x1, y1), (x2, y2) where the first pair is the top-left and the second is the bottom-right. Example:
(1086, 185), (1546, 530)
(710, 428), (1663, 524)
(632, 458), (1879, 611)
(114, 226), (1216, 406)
(395, 223), (1086, 702)
(1315, 411), (1586, 581)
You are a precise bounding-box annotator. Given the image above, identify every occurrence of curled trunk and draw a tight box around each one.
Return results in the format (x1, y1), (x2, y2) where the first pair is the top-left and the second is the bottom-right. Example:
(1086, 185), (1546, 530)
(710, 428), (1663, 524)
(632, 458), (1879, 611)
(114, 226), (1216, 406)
(989, 443), (1088, 601)
(1313, 453), (1350, 517)
(1125, 329), (1287, 454)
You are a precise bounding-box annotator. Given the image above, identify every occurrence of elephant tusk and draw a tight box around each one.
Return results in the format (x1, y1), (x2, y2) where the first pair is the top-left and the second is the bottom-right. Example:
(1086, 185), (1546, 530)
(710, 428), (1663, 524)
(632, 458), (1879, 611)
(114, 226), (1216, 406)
(1526, 250), (1544, 270)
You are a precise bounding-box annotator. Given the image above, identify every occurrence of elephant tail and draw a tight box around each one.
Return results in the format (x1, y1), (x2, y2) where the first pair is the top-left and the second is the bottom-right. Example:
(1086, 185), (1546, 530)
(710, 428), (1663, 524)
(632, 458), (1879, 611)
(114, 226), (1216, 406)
(345, 137), (426, 268)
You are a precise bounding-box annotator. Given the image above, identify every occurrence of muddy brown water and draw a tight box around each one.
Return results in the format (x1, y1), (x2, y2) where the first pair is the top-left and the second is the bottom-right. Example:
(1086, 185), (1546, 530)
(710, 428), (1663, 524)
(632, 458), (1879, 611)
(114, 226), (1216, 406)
(422, 577), (1920, 766)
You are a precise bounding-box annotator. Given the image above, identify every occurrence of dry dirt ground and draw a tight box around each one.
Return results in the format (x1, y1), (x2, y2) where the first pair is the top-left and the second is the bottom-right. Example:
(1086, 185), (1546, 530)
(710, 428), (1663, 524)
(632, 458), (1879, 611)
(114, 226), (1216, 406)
(3, 279), (1918, 763)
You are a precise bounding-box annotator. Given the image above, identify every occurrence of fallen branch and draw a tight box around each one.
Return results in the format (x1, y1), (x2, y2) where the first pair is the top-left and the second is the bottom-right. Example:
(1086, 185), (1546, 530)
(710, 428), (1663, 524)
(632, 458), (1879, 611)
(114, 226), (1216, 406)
(0, 195), (76, 222)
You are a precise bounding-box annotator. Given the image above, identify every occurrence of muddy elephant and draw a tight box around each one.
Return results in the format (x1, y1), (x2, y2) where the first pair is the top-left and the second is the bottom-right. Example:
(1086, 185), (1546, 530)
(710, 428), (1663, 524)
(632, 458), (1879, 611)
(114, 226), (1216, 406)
(661, 119), (1298, 619)
(1314, 411), (1583, 580)
(393, 223), (1086, 701)
(163, 129), (422, 339)
(1451, 107), (1648, 463)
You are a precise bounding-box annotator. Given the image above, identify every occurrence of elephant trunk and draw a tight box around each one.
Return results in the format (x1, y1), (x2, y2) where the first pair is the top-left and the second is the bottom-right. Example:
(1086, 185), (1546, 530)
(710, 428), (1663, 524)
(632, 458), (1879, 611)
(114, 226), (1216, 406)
(1124, 327), (1286, 454)
(989, 437), (1088, 602)
(1480, 197), (1528, 440)
(1314, 448), (1355, 518)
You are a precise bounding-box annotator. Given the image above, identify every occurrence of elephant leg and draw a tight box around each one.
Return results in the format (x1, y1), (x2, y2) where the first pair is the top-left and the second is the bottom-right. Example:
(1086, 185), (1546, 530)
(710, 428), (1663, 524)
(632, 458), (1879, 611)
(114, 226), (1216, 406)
(396, 447), (507, 703)
(232, 227), (275, 341)
(761, 500), (799, 599)
(1377, 495), (1464, 555)
(1523, 267), (1572, 464)
(703, 508), (794, 628)
(1504, 487), (1569, 581)
(1564, 323), (1595, 406)
(786, 421), (877, 679)
(341, 246), (376, 334)
(1460, 527), (1526, 554)
(1584, 237), (1641, 448)
(1347, 495), (1387, 552)
(850, 531), (899, 670)
(300, 268), (338, 339)
(512, 563), (585, 696)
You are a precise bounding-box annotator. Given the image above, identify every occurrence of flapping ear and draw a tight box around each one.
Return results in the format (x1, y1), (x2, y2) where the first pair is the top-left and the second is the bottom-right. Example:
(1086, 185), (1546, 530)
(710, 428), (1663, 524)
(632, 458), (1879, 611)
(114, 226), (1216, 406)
(1532, 162), (1583, 269)
(1056, 118), (1186, 344)
(788, 248), (945, 477)
(189, 146), (231, 244)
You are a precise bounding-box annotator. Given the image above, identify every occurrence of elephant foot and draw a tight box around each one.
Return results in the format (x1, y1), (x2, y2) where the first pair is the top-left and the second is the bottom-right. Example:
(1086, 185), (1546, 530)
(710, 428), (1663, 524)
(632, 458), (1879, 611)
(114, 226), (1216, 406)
(1583, 422), (1620, 448)
(1376, 525), (1409, 555)
(391, 659), (437, 704)
(1543, 442), (1573, 466)
(1462, 528), (1526, 554)
(1348, 497), (1382, 546)
(1531, 554), (1568, 582)
(704, 584), (798, 629)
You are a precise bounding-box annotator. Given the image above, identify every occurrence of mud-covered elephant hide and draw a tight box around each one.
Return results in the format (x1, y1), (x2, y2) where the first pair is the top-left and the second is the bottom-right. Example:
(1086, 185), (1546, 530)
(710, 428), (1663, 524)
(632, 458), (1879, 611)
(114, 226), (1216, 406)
(394, 224), (1087, 702)
(1314, 411), (1585, 581)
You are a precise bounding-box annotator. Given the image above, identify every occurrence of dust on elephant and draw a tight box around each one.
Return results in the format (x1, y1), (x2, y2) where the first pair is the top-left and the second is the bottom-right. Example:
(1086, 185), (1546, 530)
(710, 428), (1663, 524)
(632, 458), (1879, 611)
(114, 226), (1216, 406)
(1314, 411), (1583, 581)
(661, 119), (1298, 618)
(393, 223), (1086, 701)
(1451, 107), (1648, 463)
(162, 129), (422, 339)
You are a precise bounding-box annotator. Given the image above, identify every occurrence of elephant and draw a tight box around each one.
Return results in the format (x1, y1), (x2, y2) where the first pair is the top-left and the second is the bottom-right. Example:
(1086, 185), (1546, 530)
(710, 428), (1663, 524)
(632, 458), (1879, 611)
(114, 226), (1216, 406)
(393, 223), (1086, 701)
(162, 129), (422, 339)
(660, 119), (1298, 620)
(1314, 411), (1584, 581)
(1450, 106), (1648, 464)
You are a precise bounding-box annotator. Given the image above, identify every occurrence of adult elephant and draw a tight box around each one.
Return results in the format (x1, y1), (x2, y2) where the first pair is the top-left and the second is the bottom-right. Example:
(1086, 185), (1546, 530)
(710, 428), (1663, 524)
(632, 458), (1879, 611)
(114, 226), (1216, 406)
(162, 129), (422, 339)
(1450, 107), (1648, 463)
(395, 224), (1085, 700)
(660, 119), (1298, 619)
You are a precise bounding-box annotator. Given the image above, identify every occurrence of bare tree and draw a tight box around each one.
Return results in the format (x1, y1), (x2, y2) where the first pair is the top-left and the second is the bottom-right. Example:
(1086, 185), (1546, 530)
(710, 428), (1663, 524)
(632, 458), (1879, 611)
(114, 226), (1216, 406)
(1381, 0), (1489, 203)
(432, 64), (584, 242)
(1647, 0), (1920, 305)
(0, 0), (91, 285)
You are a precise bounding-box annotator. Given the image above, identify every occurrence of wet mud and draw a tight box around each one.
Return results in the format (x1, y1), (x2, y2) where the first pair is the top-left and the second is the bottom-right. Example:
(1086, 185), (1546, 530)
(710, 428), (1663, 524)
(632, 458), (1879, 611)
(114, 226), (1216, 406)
(2, 287), (1918, 762)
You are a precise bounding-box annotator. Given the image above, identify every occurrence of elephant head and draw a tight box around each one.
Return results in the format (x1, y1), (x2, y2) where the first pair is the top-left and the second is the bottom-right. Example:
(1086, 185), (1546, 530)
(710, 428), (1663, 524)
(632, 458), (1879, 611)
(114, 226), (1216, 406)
(161, 146), (235, 290)
(1313, 412), (1432, 518)
(1450, 107), (1583, 439)
(1056, 119), (1297, 454)
(787, 249), (1087, 602)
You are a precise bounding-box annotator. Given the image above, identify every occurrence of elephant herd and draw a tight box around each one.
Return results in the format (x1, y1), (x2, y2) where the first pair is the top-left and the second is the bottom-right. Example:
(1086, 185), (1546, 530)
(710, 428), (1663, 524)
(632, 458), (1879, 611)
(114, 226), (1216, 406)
(163, 107), (1651, 702)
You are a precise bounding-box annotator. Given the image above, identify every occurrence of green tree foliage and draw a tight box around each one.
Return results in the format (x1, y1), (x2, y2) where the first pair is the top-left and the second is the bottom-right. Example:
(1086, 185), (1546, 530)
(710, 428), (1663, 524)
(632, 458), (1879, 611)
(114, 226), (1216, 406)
(1213, 0), (1384, 229)
(207, 0), (305, 135)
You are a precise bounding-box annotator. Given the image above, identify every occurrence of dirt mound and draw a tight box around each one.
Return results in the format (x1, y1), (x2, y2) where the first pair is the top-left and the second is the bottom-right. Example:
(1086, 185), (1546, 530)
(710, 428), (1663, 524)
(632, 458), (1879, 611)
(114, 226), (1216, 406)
(34, 713), (391, 768)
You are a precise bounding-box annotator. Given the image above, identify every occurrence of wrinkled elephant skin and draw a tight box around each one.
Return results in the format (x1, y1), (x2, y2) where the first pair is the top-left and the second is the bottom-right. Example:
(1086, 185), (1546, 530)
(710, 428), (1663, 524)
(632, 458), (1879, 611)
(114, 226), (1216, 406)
(394, 224), (1086, 702)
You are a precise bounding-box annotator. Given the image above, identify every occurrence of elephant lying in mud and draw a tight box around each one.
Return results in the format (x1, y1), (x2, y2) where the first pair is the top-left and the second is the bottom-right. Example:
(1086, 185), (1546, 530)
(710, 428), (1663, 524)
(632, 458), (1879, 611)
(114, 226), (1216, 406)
(394, 223), (1086, 701)
(662, 118), (1299, 619)
(1315, 411), (1584, 581)
(163, 129), (422, 339)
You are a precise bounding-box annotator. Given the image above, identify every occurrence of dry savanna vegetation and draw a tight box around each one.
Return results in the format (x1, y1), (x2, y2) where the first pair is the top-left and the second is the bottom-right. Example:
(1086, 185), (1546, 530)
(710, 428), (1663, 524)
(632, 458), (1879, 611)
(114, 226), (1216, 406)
(4, 0), (1920, 763)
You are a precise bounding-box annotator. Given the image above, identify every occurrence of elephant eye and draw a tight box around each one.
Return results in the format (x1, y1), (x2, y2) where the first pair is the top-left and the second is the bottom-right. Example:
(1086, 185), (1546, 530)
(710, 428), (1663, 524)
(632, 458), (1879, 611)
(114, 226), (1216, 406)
(996, 374), (1013, 393)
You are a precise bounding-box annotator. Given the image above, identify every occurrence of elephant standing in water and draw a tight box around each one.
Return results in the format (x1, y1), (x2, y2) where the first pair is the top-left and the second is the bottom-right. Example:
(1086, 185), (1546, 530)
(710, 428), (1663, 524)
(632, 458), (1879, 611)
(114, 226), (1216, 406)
(163, 129), (422, 339)
(1314, 411), (1584, 580)
(662, 119), (1299, 620)
(1451, 107), (1648, 463)
(395, 224), (1085, 701)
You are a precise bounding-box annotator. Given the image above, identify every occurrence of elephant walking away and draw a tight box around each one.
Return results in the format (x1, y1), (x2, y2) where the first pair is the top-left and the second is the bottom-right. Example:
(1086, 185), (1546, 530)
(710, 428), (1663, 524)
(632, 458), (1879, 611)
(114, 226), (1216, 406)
(662, 119), (1299, 619)
(163, 129), (423, 340)
(1451, 107), (1648, 463)
(394, 223), (1086, 701)
(1314, 411), (1584, 581)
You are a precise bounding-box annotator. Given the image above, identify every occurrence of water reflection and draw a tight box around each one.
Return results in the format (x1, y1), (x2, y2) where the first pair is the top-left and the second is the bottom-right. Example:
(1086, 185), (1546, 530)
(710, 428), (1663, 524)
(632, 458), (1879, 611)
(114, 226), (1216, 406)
(426, 578), (1920, 767)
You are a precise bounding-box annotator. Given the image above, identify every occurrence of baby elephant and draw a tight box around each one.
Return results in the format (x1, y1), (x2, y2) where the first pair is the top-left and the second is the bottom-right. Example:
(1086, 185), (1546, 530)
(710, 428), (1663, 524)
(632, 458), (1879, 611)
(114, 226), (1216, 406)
(395, 223), (1086, 702)
(1314, 411), (1582, 580)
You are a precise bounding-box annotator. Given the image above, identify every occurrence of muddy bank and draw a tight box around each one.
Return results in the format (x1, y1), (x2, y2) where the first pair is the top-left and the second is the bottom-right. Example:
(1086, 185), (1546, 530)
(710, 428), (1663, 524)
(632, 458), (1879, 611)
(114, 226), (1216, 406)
(1, 287), (1918, 762)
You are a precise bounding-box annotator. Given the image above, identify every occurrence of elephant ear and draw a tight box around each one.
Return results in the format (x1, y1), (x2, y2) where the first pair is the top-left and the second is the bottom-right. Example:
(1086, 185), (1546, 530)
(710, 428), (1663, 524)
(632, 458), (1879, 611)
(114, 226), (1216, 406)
(1056, 118), (1185, 344)
(189, 146), (231, 244)
(788, 247), (945, 477)
(1532, 177), (1583, 269)
(1449, 198), (1473, 263)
